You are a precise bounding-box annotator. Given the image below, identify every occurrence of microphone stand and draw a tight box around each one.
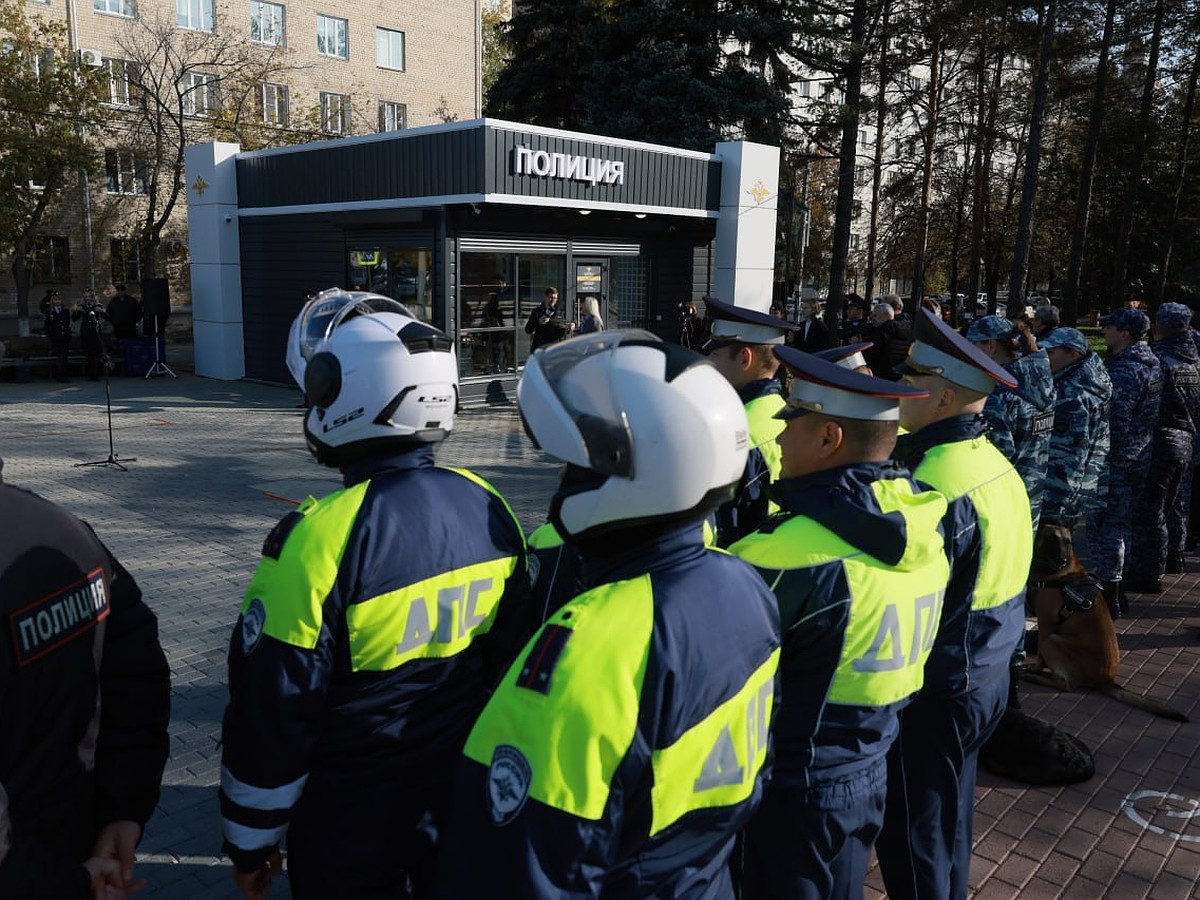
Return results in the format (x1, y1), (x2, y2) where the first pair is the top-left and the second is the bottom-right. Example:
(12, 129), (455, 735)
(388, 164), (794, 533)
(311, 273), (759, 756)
(75, 354), (137, 471)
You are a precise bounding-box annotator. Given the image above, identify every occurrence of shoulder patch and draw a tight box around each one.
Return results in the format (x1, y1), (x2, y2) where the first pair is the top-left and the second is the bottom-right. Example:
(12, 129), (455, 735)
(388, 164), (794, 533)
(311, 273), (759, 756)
(241, 598), (267, 654)
(9, 568), (109, 667)
(487, 744), (532, 825)
(262, 511), (304, 560)
(515, 623), (573, 695)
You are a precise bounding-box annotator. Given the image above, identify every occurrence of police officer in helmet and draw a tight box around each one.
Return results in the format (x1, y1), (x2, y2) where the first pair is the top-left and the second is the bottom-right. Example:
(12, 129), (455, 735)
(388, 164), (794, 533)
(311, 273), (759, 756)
(220, 290), (531, 899)
(731, 348), (949, 899)
(439, 330), (781, 897)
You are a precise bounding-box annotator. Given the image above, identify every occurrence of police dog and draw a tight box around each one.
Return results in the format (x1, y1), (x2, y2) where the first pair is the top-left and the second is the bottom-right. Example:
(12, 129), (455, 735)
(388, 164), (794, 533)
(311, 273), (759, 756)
(1024, 523), (1188, 722)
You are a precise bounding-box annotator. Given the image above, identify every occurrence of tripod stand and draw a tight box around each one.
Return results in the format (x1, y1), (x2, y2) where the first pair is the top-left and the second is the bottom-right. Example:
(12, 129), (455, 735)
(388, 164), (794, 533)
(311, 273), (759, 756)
(145, 315), (176, 379)
(75, 355), (137, 472)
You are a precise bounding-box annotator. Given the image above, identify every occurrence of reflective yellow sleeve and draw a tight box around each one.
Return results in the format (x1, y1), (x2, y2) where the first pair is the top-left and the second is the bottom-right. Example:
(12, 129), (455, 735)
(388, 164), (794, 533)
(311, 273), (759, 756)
(463, 576), (654, 821)
(241, 483), (368, 650)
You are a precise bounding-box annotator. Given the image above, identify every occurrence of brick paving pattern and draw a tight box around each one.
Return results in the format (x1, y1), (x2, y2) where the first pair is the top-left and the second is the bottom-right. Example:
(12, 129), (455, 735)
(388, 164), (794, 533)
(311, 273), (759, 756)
(2, 371), (1197, 898)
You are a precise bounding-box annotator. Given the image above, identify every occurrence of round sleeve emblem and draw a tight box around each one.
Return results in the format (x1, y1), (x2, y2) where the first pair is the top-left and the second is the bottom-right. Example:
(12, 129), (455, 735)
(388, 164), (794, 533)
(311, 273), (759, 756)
(241, 598), (267, 654)
(487, 744), (532, 826)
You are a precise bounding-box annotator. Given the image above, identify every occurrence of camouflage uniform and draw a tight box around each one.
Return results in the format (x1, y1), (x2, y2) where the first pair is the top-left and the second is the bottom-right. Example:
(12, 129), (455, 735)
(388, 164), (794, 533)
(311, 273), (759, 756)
(980, 350), (1055, 530)
(1129, 325), (1200, 579)
(1042, 349), (1112, 530)
(1088, 339), (1162, 582)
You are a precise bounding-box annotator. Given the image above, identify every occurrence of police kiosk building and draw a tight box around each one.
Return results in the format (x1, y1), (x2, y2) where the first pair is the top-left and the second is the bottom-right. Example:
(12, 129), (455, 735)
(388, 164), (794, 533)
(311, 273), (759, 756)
(185, 119), (778, 403)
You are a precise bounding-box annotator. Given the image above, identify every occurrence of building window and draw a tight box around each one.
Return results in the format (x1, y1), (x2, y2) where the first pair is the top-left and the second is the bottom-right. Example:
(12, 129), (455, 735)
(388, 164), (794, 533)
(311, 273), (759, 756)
(180, 71), (218, 116)
(378, 100), (405, 132)
(105, 149), (147, 194)
(177, 0), (212, 29)
(375, 27), (404, 70)
(110, 239), (142, 285)
(849, 233), (860, 251)
(106, 58), (139, 105)
(250, 0), (285, 45)
(320, 91), (347, 133)
(27, 236), (70, 283)
(316, 15), (348, 59)
(852, 199), (863, 219)
(261, 82), (288, 125)
(94, 0), (135, 16)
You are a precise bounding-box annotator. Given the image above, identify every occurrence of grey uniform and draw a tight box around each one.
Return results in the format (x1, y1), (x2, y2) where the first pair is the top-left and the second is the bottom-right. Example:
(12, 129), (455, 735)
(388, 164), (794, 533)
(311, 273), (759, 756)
(981, 350), (1055, 531)
(1042, 352), (1112, 531)
(1088, 341), (1161, 582)
(1129, 333), (1200, 578)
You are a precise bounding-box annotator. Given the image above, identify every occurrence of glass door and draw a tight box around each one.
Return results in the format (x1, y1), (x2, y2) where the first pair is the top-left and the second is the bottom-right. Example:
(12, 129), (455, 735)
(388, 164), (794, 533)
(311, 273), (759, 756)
(574, 259), (608, 332)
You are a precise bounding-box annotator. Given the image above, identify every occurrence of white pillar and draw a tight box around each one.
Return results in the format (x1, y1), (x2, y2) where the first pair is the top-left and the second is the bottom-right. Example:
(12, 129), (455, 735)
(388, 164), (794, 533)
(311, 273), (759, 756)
(712, 141), (781, 313)
(184, 141), (245, 380)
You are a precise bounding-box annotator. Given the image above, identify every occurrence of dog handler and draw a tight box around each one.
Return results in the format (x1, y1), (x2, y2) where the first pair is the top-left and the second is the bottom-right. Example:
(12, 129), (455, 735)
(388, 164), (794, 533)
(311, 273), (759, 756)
(876, 309), (1033, 899)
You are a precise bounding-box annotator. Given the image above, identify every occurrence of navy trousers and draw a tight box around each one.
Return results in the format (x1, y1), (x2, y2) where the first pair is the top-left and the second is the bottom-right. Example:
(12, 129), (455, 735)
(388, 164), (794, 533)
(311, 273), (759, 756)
(876, 674), (1008, 900)
(741, 760), (886, 900)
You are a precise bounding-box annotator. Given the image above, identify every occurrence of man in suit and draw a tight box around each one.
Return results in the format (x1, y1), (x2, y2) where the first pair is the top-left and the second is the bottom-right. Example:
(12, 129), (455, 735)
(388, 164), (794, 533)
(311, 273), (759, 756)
(793, 297), (831, 352)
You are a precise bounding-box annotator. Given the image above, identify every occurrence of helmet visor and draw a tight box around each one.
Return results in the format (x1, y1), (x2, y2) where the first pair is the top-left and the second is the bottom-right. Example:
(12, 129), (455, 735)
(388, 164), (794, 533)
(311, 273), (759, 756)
(519, 330), (659, 478)
(287, 290), (414, 387)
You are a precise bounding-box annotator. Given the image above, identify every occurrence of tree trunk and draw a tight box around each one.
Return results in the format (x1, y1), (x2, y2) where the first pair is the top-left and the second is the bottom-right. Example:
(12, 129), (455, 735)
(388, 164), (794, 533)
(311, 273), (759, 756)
(1152, 39), (1200, 307)
(865, 0), (891, 304)
(1109, 0), (1165, 305)
(969, 28), (1002, 314)
(1009, 0), (1057, 312)
(1062, 0), (1118, 323)
(824, 0), (869, 335)
(11, 235), (32, 338)
(912, 29), (942, 311)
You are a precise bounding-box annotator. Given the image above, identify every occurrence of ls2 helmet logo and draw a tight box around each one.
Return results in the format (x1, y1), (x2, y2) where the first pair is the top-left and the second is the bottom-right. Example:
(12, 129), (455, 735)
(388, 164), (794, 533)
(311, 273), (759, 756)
(487, 744), (532, 826)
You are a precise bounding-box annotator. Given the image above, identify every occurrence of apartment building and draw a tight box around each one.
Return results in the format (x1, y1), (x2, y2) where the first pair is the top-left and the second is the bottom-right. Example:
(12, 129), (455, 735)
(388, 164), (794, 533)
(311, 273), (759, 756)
(1, 0), (481, 328)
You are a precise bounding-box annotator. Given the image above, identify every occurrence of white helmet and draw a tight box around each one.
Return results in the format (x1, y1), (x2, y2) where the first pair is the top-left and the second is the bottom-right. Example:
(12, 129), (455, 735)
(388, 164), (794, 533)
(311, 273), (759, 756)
(299, 306), (457, 467)
(518, 330), (750, 540)
(287, 288), (414, 388)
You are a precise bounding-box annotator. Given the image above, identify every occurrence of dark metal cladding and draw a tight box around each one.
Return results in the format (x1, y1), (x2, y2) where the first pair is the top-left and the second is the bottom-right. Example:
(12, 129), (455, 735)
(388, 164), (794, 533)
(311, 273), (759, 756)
(234, 123), (721, 213)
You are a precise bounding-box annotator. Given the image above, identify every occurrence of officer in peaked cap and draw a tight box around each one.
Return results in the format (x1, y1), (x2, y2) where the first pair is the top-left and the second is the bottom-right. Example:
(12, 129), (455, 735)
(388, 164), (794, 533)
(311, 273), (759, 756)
(895, 307), (1018, 393)
(814, 341), (873, 373)
(878, 310), (1089, 900)
(731, 347), (952, 899)
(702, 297), (799, 547)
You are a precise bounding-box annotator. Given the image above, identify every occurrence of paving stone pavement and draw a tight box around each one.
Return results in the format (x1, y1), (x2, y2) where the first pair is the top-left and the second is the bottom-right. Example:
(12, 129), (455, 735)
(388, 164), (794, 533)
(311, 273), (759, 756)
(2, 369), (1199, 898)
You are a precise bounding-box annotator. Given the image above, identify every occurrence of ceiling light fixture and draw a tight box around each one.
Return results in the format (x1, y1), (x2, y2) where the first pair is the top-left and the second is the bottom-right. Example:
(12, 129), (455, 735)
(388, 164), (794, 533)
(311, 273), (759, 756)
(578, 209), (592, 216)
(634, 213), (647, 219)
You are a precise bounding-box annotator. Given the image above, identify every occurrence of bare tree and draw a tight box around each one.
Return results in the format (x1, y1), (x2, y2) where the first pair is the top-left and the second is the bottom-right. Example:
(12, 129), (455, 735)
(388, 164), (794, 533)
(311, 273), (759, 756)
(110, 8), (305, 280)
(0, 0), (106, 335)
(1008, 0), (1057, 312)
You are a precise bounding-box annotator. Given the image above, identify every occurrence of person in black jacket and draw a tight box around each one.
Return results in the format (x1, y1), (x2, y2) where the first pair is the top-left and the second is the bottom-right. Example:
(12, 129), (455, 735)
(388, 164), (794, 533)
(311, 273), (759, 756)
(106, 284), (144, 341)
(793, 297), (832, 352)
(0, 464), (171, 900)
(524, 287), (575, 352)
(42, 291), (73, 382)
(73, 290), (108, 381)
(862, 301), (914, 382)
